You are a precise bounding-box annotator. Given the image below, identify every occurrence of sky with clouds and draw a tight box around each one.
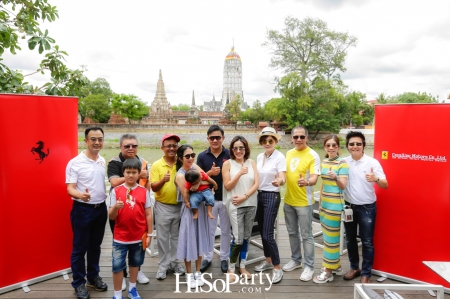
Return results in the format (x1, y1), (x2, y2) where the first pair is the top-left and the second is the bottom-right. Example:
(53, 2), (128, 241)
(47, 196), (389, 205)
(5, 0), (450, 106)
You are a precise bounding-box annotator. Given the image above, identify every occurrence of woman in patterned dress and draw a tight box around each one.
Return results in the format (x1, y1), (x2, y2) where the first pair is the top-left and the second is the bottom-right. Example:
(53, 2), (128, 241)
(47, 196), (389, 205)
(175, 144), (213, 289)
(313, 135), (349, 284)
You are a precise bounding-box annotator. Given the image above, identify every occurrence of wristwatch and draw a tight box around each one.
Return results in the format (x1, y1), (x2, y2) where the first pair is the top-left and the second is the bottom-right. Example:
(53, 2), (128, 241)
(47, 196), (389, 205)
(306, 180), (310, 186)
(376, 177), (380, 183)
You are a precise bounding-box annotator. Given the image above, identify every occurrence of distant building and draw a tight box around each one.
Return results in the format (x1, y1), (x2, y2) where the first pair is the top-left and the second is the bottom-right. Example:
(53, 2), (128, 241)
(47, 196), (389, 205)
(148, 70), (172, 122)
(220, 47), (248, 111)
(203, 94), (221, 112)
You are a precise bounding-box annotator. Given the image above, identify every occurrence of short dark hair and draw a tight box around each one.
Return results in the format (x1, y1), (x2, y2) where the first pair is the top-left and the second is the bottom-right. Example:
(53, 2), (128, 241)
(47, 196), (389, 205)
(85, 126), (104, 138)
(122, 158), (142, 172)
(207, 125), (224, 136)
(185, 169), (200, 183)
(120, 133), (138, 146)
(291, 126), (308, 136)
(346, 131), (366, 148)
(176, 144), (194, 171)
(229, 135), (250, 161)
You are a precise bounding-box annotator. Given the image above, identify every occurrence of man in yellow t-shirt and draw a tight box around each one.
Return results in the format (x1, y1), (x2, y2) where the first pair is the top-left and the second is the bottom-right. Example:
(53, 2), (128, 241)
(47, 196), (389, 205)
(150, 134), (185, 280)
(282, 126), (320, 282)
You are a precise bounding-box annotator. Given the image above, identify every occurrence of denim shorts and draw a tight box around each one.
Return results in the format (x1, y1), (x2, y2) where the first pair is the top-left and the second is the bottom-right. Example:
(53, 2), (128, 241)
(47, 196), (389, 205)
(190, 188), (215, 209)
(112, 241), (145, 273)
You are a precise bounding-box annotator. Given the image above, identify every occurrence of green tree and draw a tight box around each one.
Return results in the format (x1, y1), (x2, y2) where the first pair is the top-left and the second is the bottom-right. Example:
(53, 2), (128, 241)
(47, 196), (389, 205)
(224, 95), (243, 130)
(339, 91), (373, 127)
(274, 73), (343, 139)
(79, 94), (111, 123)
(263, 16), (357, 83)
(241, 100), (266, 128)
(80, 78), (113, 99)
(0, 1), (88, 95)
(111, 94), (148, 124)
(264, 98), (289, 123)
(171, 104), (190, 111)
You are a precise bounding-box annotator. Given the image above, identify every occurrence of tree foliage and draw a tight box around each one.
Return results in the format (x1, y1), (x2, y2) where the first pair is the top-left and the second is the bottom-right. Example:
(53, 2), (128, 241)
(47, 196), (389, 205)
(224, 95), (243, 130)
(171, 104), (190, 111)
(263, 16), (357, 83)
(111, 94), (148, 124)
(79, 94), (111, 123)
(241, 100), (266, 128)
(0, 0), (88, 95)
(80, 77), (113, 100)
(377, 91), (438, 104)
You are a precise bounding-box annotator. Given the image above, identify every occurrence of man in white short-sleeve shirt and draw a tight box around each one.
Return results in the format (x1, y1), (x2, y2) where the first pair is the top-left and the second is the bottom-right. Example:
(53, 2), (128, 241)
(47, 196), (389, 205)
(66, 127), (108, 299)
(342, 131), (388, 284)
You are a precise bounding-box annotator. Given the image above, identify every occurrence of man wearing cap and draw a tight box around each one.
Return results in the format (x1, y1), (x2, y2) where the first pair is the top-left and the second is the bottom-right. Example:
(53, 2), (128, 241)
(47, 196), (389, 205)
(150, 134), (186, 280)
(196, 125), (231, 273)
(283, 125), (320, 282)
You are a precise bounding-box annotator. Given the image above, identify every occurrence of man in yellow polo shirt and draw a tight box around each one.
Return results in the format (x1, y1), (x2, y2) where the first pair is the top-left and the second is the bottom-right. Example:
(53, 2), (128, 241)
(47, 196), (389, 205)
(150, 134), (186, 280)
(282, 126), (320, 282)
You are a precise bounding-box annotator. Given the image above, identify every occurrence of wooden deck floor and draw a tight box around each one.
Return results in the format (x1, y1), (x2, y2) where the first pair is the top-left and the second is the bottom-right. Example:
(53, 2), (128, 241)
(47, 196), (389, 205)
(1, 220), (446, 299)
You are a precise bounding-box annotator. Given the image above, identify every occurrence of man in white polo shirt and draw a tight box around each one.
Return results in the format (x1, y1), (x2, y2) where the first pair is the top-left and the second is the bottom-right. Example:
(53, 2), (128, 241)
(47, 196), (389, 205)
(343, 131), (388, 284)
(66, 127), (108, 299)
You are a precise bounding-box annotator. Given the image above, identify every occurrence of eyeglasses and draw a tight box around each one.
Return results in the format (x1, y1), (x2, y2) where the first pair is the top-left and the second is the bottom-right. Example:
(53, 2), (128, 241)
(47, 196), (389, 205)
(89, 137), (103, 142)
(123, 144), (138, 149)
(183, 153), (196, 159)
(208, 136), (222, 141)
(232, 146), (245, 152)
(325, 143), (338, 148)
(348, 142), (363, 147)
(162, 144), (178, 149)
(292, 135), (306, 140)
(261, 139), (275, 145)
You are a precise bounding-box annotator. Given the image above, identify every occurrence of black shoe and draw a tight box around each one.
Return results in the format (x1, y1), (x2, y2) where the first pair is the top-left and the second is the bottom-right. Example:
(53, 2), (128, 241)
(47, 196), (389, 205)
(200, 260), (211, 272)
(86, 276), (108, 292)
(74, 284), (90, 299)
(221, 260), (228, 273)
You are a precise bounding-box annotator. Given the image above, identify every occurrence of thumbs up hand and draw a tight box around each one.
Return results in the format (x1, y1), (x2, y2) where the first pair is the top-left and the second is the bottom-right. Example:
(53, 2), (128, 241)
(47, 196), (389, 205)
(365, 167), (377, 182)
(297, 173), (307, 187)
(271, 174), (281, 187)
(210, 162), (221, 176)
(81, 188), (91, 202)
(239, 162), (248, 176)
(163, 170), (171, 182)
(327, 166), (337, 181)
(115, 197), (124, 209)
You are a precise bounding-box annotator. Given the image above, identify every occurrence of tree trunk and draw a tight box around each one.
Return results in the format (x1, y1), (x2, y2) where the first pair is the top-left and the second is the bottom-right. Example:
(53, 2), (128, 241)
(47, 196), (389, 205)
(312, 129), (320, 140)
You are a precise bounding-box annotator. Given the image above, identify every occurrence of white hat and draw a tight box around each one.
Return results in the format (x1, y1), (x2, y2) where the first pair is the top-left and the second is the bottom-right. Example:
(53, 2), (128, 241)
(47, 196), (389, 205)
(257, 127), (281, 142)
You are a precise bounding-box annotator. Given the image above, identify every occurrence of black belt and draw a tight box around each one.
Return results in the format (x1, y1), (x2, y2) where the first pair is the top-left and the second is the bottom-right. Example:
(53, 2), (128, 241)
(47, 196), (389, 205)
(345, 201), (376, 208)
(73, 200), (105, 208)
(258, 190), (280, 194)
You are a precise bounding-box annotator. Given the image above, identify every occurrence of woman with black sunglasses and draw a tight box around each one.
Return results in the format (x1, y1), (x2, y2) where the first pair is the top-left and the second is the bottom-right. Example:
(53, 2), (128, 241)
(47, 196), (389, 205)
(174, 144), (213, 289)
(222, 136), (259, 282)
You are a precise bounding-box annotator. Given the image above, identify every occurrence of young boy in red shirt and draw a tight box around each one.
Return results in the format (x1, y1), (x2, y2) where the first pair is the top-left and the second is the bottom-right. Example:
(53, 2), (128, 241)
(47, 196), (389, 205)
(109, 159), (153, 299)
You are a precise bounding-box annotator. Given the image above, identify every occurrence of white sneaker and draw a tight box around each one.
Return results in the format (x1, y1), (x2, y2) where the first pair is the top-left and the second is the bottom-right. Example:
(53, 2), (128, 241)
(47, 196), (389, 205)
(194, 271), (204, 287)
(321, 266), (343, 275)
(122, 277), (126, 291)
(313, 271), (333, 284)
(282, 260), (303, 272)
(185, 273), (197, 289)
(300, 267), (314, 281)
(137, 271), (149, 284)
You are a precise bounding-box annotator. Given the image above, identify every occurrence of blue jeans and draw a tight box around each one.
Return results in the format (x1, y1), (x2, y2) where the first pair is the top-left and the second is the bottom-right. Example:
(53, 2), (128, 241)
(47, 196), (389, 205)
(112, 242), (145, 273)
(343, 202), (377, 278)
(189, 188), (215, 209)
(283, 203), (315, 269)
(70, 201), (107, 288)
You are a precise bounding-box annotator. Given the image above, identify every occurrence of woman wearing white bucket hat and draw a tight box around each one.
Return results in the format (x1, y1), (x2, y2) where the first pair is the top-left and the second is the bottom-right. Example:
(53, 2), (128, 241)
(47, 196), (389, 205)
(253, 127), (286, 284)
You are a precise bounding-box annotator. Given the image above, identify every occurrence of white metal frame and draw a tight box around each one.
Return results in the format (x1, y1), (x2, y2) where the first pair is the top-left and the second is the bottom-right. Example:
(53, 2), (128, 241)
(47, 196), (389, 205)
(354, 283), (444, 299)
(0, 269), (71, 294)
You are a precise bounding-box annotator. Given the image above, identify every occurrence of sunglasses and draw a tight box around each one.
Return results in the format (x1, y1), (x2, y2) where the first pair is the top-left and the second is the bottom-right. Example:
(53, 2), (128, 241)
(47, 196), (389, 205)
(123, 144), (138, 149)
(261, 139), (275, 145)
(349, 142), (363, 146)
(292, 135), (306, 140)
(325, 143), (338, 148)
(208, 136), (222, 141)
(183, 153), (196, 159)
(232, 146), (245, 152)
(163, 144), (178, 149)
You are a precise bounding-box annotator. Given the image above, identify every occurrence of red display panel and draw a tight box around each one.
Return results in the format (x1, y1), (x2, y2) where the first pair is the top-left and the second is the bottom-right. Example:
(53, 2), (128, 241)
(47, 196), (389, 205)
(373, 104), (450, 287)
(0, 94), (78, 289)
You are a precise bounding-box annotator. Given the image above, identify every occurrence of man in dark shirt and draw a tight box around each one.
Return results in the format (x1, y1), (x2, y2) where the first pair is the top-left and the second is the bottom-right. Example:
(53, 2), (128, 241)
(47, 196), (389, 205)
(107, 133), (151, 288)
(196, 125), (231, 273)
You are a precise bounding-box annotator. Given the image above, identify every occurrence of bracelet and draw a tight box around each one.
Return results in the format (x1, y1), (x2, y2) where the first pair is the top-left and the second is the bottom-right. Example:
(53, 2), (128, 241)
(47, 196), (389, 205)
(244, 193), (249, 199)
(306, 180), (310, 186)
(147, 233), (154, 237)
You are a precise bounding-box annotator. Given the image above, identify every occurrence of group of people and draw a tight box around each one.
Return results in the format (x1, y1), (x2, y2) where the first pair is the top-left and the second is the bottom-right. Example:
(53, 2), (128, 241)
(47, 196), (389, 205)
(65, 125), (388, 299)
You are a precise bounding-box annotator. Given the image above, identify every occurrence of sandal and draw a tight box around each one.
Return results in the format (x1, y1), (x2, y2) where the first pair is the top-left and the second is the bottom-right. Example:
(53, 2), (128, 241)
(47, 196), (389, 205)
(313, 271), (334, 284)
